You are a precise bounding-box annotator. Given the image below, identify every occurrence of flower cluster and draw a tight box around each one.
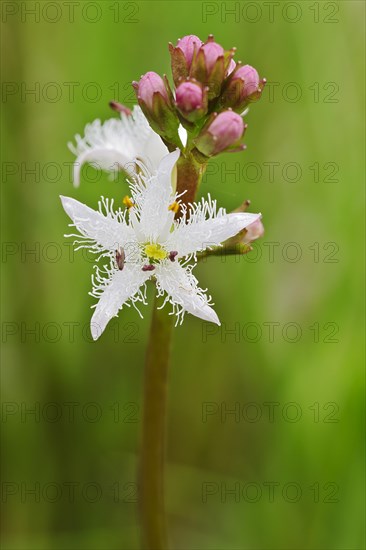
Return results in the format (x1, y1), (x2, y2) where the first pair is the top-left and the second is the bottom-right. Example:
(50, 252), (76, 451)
(133, 34), (265, 157)
(63, 34), (265, 339)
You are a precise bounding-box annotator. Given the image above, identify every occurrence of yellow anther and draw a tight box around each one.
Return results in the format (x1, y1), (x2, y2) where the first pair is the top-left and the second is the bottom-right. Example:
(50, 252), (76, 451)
(123, 195), (134, 209)
(144, 243), (167, 261)
(168, 201), (180, 214)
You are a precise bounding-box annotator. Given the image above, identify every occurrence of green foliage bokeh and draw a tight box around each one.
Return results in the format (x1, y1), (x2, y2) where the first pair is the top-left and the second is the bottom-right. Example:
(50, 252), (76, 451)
(1, 1), (364, 548)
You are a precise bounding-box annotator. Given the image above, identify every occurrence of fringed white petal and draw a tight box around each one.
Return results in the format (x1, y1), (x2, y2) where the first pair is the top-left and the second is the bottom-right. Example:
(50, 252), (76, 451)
(69, 106), (168, 187)
(155, 262), (220, 326)
(165, 195), (261, 257)
(156, 149), (181, 193)
(72, 146), (131, 187)
(142, 125), (170, 174)
(90, 264), (150, 340)
(130, 150), (180, 242)
(60, 195), (135, 251)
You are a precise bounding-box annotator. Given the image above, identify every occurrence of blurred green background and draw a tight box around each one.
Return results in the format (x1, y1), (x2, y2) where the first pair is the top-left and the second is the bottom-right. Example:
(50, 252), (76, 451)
(1, 1), (365, 549)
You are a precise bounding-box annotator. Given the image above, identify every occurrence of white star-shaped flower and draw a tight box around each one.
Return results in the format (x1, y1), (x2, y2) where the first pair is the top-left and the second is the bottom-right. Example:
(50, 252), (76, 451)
(61, 150), (261, 340)
(68, 105), (168, 187)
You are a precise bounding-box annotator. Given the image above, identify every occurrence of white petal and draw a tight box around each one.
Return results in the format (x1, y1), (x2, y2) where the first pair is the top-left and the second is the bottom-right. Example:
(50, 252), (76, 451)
(155, 262), (220, 325)
(142, 125), (170, 173)
(156, 149), (181, 192)
(60, 195), (135, 250)
(72, 147), (131, 187)
(69, 106), (168, 187)
(136, 150), (180, 242)
(90, 265), (150, 340)
(165, 196), (261, 257)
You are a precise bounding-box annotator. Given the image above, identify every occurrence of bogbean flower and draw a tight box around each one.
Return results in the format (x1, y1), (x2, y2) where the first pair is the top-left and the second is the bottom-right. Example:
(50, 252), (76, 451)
(60, 150), (261, 340)
(68, 105), (168, 186)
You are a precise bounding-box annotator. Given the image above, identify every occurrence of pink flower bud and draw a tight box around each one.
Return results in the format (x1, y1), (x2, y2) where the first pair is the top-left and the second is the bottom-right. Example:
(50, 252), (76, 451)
(176, 35), (202, 67)
(175, 81), (203, 114)
(243, 218), (264, 244)
(133, 72), (180, 143)
(207, 110), (244, 151)
(195, 110), (245, 156)
(232, 65), (260, 96)
(136, 71), (168, 109)
(201, 41), (224, 72)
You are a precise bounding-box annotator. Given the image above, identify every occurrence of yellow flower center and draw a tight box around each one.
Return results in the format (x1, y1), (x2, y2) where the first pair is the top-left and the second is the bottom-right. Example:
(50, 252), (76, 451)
(144, 243), (167, 261)
(168, 202), (180, 214)
(123, 195), (134, 209)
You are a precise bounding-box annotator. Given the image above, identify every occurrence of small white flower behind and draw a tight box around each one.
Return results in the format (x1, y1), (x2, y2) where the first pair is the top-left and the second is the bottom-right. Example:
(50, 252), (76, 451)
(68, 106), (168, 187)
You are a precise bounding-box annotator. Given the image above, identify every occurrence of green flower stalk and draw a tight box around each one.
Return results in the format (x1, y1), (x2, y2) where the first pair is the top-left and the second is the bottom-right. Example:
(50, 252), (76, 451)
(63, 32), (265, 550)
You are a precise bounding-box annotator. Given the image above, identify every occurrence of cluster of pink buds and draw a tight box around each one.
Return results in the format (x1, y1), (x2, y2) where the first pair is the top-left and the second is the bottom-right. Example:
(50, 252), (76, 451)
(133, 34), (265, 159)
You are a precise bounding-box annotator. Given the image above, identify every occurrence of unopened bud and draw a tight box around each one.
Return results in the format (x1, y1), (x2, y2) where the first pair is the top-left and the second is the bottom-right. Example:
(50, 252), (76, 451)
(170, 35), (203, 87)
(176, 35), (203, 67)
(224, 213), (264, 251)
(243, 218), (264, 244)
(233, 65), (260, 96)
(189, 35), (235, 100)
(221, 64), (264, 112)
(175, 81), (207, 121)
(133, 72), (180, 143)
(201, 40), (224, 72)
(135, 71), (168, 110)
(194, 110), (245, 157)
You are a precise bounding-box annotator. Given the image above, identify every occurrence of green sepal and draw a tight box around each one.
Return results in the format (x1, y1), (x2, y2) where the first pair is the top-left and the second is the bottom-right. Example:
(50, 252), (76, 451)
(189, 48), (207, 87)
(206, 56), (226, 99)
(169, 43), (189, 86)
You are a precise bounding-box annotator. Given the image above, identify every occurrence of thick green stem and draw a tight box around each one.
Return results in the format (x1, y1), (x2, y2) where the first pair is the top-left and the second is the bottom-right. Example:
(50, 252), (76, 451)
(176, 153), (206, 206)
(139, 154), (204, 548)
(139, 297), (174, 549)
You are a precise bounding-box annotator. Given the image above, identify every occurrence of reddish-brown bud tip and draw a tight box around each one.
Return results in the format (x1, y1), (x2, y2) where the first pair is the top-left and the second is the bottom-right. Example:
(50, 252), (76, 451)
(109, 101), (132, 115)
